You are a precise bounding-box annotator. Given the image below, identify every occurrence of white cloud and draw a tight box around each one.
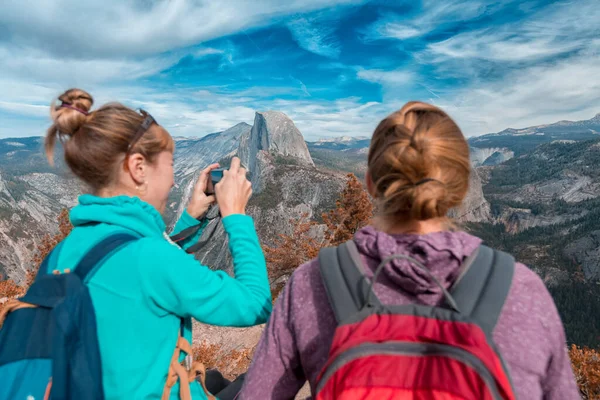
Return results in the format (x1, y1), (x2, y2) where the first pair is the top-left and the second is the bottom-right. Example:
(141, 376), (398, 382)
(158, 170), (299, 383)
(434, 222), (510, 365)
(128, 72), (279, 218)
(428, 34), (580, 62)
(0, 101), (48, 118)
(0, 45), (180, 86)
(363, 0), (600, 137)
(270, 98), (392, 140)
(0, 0), (362, 58)
(287, 17), (341, 58)
(366, 0), (490, 41)
(357, 69), (414, 85)
(427, 0), (599, 63)
(434, 54), (600, 136)
(0, 79), (391, 141)
(0, 0), (369, 139)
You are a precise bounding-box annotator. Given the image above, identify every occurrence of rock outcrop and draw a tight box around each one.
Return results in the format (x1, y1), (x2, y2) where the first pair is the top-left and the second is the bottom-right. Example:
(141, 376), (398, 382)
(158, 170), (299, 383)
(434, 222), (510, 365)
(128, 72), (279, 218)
(188, 114), (343, 275)
(469, 147), (514, 167)
(449, 168), (491, 223)
(564, 231), (600, 281)
(239, 111), (314, 189)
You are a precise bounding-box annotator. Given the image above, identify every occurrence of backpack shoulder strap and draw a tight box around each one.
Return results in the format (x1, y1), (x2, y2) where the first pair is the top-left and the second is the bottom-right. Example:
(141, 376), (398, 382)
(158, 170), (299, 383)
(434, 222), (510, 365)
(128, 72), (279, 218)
(449, 245), (515, 333)
(318, 240), (381, 324)
(34, 240), (66, 280)
(74, 233), (139, 282)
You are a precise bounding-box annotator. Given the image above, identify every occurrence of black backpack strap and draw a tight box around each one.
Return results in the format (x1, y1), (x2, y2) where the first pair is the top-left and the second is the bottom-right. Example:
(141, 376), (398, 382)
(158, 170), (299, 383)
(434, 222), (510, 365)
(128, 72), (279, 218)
(318, 240), (381, 324)
(169, 224), (203, 244)
(449, 245), (515, 333)
(74, 233), (139, 282)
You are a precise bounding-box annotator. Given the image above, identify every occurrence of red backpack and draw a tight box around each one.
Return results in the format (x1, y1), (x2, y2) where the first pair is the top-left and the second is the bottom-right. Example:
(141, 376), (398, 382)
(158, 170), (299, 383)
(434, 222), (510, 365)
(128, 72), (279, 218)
(315, 241), (517, 400)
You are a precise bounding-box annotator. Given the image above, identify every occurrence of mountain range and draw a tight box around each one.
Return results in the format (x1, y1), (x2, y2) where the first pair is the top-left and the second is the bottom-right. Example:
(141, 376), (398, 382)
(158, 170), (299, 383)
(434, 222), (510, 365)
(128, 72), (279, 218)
(0, 110), (598, 347)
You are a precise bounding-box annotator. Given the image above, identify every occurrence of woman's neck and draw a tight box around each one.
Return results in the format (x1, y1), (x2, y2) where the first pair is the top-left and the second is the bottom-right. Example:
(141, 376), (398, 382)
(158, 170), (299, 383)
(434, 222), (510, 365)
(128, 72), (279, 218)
(96, 184), (137, 199)
(372, 215), (449, 235)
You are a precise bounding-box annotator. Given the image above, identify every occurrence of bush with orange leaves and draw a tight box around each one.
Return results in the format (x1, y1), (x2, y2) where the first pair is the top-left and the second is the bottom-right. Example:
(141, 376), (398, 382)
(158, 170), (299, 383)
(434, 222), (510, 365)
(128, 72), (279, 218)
(322, 173), (374, 247)
(570, 344), (600, 399)
(264, 213), (321, 299)
(264, 173), (373, 300)
(192, 340), (254, 381)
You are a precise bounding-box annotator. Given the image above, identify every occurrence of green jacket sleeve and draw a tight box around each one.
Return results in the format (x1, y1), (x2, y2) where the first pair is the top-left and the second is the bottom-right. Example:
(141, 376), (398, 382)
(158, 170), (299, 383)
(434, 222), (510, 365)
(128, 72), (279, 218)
(169, 210), (208, 251)
(140, 214), (272, 327)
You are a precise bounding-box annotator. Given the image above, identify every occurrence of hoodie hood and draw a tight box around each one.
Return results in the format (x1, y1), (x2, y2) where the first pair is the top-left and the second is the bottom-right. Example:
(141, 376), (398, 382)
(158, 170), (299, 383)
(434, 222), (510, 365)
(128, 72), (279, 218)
(353, 225), (481, 302)
(70, 194), (166, 238)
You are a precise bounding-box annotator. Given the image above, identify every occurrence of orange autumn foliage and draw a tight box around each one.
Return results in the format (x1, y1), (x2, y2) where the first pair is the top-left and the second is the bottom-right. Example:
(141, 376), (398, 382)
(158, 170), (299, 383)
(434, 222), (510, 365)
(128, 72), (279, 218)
(192, 340), (254, 381)
(264, 173), (373, 300)
(263, 213), (320, 299)
(570, 344), (600, 399)
(322, 173), (374, 247)
(0, 181), (599, 398)
(0, 279), (25, 299)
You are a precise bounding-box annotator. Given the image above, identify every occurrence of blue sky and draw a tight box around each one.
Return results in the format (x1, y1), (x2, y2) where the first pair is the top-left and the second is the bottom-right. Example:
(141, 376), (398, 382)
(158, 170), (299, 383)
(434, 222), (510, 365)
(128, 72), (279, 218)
(0, 0), (599, 140)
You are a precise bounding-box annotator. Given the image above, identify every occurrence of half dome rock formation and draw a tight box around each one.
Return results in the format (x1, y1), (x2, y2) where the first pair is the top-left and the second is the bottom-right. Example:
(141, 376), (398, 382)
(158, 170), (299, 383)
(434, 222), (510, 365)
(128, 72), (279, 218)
(239, 111), (314, 184)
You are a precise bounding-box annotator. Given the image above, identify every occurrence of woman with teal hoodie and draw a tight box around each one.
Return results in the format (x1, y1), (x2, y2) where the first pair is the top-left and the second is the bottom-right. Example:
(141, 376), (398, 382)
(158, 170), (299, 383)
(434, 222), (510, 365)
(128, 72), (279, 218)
(41, 88), (272, 399)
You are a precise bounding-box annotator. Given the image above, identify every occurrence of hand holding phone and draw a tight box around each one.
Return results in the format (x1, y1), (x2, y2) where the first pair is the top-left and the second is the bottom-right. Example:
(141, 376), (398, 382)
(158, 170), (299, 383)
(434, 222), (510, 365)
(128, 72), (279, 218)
(214, 157), (252, 217)
(206, 168), (225, 195)
(186, 163), (220, 219)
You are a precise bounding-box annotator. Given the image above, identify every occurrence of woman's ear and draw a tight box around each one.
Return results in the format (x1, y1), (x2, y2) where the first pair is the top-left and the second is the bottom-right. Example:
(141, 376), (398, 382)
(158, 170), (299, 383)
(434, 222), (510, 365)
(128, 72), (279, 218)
(365, 171), (376, 197)
(126, 153), (147, 185)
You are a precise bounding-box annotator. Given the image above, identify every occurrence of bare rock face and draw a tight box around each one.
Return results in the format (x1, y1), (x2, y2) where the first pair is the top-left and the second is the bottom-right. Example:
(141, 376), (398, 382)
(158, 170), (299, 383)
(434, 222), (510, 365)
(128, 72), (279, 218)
(470, 147), (514, 167)
(449, 168), (491, 223)
(240, 111), (314, 186)
(564, 231), (600, 281)
(498, 206), (587, 234)
(175, 111), (341, 276)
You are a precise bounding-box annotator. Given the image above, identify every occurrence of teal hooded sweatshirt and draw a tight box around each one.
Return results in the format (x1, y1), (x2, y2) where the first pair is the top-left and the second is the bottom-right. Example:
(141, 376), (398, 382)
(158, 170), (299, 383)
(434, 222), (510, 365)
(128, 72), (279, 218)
(44, 194), (272, 399)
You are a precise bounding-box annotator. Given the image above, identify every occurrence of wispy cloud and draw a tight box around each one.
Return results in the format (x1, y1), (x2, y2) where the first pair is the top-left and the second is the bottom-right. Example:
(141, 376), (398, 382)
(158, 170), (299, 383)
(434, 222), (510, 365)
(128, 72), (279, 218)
(363, 0), (600, 136)
(426, 0), (598, 64)
(0, 0), (361, 58)
(271, 97), (386, 140)
(357, 69), (414, 85)
(436, 53), (600, 136)
(365, 0), (490, 41)
(287, 17), (341, 58)
(0, 0), (599, 142)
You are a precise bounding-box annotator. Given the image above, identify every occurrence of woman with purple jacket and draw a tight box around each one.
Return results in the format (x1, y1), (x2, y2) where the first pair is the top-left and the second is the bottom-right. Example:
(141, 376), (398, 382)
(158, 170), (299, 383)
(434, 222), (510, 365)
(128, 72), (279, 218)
(239, 101), (580, 399)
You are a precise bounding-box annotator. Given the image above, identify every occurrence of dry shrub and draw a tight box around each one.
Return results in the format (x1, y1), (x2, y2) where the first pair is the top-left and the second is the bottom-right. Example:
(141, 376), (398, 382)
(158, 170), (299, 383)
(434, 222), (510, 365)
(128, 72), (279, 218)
(570, 344), (600, 399)
(193, 341), (254, 381)
(264, 173), (373, 301)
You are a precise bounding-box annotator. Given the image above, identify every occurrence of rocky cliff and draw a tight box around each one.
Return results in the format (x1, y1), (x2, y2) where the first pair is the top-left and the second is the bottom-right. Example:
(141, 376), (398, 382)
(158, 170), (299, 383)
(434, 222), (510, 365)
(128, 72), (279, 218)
(448, 168), (491, 223)
(469, 147), (514, 167)
(0, 138), (84, 281)
(186, 112), (344, 275)
(239, 111), (314, 190)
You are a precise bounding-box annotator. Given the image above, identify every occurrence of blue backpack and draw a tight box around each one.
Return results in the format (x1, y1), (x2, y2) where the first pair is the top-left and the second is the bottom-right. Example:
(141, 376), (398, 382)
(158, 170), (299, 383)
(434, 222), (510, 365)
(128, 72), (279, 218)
(0, 233), (138, 400)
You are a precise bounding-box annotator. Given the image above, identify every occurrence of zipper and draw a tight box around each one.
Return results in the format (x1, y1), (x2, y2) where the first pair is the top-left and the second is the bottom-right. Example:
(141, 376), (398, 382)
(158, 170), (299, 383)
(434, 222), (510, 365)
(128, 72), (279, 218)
(316, 341), (503, 399)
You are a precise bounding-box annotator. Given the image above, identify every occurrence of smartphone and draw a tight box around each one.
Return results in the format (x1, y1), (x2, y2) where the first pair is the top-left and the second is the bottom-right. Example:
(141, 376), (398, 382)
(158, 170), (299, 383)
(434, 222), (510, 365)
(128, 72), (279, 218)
(206, 168), (225, 194)
(210, 168), (225, 185)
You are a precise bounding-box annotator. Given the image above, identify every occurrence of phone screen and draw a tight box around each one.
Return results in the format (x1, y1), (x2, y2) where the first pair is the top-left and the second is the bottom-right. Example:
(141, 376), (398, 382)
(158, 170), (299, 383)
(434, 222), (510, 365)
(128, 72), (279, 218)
(210, 169), (224, 183)
(206, 168), (225, 194)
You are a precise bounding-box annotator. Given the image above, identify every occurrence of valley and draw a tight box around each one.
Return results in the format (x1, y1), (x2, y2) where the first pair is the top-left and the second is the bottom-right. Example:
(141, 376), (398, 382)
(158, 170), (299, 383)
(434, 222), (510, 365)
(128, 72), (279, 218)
(0, 111), (598, 349)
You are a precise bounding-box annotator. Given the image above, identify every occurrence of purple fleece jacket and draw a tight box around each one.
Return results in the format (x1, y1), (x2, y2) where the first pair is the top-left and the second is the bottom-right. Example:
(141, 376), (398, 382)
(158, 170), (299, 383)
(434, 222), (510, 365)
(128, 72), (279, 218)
(239, 227), (580, 399)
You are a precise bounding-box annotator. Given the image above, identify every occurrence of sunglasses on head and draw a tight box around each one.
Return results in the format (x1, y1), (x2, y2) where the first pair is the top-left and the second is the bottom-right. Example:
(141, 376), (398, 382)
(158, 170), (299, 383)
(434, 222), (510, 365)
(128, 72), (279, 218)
(127, 109), (157, 154)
